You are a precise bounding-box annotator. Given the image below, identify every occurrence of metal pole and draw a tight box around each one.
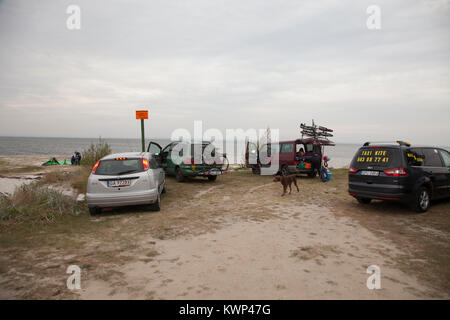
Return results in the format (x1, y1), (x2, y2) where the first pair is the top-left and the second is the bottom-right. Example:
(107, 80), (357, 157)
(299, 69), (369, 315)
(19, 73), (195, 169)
(140, 119), (145, 152)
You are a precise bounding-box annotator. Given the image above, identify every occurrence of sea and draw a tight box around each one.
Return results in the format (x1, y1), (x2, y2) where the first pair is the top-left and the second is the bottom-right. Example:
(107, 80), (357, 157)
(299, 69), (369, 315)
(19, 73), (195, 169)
(1, 136), (448, 168)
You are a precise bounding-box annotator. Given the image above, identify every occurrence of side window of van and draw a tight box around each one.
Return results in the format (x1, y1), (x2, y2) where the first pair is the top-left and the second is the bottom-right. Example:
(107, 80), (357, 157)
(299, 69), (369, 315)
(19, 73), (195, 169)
(280, 143), (293, 154)
(422, 148), (444, 167)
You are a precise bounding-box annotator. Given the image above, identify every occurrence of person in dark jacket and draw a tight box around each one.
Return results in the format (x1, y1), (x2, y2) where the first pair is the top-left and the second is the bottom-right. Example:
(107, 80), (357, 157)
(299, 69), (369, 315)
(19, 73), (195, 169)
(74, 152), (82, 165)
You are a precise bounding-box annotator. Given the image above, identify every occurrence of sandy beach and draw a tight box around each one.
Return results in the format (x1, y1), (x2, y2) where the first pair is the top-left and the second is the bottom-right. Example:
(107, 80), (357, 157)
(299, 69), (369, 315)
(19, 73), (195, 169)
(0, 155), (449, 300)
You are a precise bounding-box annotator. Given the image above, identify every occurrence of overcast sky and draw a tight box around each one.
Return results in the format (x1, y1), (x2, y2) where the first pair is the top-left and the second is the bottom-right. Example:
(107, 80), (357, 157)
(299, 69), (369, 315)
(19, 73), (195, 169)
(0, 0), (449, 144)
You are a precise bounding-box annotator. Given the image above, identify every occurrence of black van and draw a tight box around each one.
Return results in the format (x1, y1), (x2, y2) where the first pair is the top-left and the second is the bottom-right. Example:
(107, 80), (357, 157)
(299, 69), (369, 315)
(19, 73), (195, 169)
(348, 141), (450, 212)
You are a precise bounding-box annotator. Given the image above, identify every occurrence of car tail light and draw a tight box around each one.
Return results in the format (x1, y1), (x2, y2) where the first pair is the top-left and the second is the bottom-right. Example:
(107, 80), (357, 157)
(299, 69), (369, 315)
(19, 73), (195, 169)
(384, 167), (408, 177)
(92, 160), (101, 173)
(348, 166), (359, 174)
(142, 158), (149, 171)
(184, 158), (194, 165)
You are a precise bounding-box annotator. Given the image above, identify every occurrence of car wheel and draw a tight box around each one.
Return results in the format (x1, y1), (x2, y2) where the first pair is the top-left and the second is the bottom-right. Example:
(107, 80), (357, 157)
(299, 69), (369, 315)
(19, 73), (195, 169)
(150, 193), (161, 211)
(162, 183), (166, 194)
(308, 170), (317, 178)
(175, 167), (185, 182)
(281, 165), (289, 176)
(411, 186), (430, 213)
(208, 175), (217, 181)
(89, 207), (101, 215)
(357, 197), (372, 204)
(251, 167), (260, 175)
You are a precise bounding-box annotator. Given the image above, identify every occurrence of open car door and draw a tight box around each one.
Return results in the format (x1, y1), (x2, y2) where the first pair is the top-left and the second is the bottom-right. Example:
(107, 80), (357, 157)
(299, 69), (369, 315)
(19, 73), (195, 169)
(147, 141), (162, 155)
(147, 141), (163, 165)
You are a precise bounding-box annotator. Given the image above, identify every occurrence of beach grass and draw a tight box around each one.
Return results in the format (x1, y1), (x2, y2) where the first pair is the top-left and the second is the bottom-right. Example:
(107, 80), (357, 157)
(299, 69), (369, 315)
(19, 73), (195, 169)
(69, 166), (92, 195)
(0, 181), (85, 226)
(81, 138), (112, 165)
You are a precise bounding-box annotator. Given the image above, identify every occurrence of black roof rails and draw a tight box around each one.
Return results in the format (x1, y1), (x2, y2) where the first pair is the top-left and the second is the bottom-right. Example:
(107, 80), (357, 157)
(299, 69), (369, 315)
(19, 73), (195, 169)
(363, 141), (411, 147)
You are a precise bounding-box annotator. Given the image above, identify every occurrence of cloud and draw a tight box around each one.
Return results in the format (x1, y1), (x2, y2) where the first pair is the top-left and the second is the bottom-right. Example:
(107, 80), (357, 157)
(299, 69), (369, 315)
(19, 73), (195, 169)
(0, 0), (449, 145)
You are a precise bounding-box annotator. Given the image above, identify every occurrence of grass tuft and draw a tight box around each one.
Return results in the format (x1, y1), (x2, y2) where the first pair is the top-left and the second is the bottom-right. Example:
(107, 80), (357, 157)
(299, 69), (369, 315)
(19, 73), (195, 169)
(0, 182), (85, 226)
(81, 138), (112, 166)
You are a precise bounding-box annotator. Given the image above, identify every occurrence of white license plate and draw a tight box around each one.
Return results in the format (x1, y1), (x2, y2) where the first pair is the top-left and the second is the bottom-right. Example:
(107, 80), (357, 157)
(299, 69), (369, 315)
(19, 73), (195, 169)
(108, 179), (131, 187)
(360, 171), (379, 176)
(209, 169), (221, 175)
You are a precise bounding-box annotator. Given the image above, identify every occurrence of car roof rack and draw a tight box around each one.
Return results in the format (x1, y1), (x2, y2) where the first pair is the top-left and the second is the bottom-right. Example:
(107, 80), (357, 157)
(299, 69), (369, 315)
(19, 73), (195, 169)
(300, 119), (334, 140)
(363, 141), (411, 147)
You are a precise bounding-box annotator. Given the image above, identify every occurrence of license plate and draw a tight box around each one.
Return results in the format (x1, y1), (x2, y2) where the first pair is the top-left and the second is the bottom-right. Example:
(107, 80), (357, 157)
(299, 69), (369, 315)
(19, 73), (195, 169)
(108, 179), (131, 187)
(360, 171), (379, 176)
(209, 169), (221, 176)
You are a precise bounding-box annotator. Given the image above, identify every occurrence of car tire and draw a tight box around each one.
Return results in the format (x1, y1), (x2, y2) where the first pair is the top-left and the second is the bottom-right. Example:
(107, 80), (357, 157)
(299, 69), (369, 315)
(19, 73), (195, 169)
(162, 183), (166, 194)
(252, 167), (260, 175)
(150, 193), (161, 211)
(208, 175), (217, 181)
(89, 207), (101, 215)
(281, 165), (289, 176)
(308, 170), (317, 178)
(357, 197), (372, 204)
(411, 186), (430, 213)
(175, 167), (185, 182)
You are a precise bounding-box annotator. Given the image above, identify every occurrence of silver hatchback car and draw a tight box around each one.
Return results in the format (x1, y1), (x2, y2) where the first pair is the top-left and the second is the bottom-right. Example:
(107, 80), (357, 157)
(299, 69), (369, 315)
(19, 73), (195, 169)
(86, 152), (165, 215)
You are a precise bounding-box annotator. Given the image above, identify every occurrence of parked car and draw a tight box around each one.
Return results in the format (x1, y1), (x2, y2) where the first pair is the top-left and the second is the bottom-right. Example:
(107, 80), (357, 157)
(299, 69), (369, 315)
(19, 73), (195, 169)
(245, 138), (335, 177)
(348, 141), (450, 212)
(86, 152), (166, 215)
(147, 141), (228, 182)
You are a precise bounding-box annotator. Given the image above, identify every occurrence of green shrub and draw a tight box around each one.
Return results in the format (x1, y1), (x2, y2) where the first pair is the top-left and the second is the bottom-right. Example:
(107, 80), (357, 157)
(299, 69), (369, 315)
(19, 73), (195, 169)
(81, 138), (112, 166)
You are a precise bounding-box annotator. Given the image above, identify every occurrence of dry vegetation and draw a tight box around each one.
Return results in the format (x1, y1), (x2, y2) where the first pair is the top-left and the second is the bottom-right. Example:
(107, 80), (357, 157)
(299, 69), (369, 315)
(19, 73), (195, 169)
(81, 138), (112, 165)
(0, 167), (90, 232)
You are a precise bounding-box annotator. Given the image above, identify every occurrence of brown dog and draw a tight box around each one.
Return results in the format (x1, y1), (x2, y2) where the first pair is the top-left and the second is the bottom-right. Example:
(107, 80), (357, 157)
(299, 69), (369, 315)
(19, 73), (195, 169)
(273, 174), (299, 196)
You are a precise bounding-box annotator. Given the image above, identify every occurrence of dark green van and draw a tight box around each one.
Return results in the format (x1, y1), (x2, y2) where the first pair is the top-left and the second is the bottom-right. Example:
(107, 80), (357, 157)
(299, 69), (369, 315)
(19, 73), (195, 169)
(147, 141), (228, 182)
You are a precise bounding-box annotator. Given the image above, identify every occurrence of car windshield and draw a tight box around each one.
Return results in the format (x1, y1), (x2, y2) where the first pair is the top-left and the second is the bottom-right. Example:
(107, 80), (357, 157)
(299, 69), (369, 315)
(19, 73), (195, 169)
(95, 158), (143, 175)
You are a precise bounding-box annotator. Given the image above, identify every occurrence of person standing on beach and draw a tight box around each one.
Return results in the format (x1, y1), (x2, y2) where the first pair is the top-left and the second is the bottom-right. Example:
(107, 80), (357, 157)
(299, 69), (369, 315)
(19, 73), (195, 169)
(74, 151), (82, 165)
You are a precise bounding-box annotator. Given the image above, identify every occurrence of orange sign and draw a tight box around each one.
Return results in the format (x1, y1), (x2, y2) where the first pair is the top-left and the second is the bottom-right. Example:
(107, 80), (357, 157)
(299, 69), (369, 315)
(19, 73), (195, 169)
(136, 110), (148, 119)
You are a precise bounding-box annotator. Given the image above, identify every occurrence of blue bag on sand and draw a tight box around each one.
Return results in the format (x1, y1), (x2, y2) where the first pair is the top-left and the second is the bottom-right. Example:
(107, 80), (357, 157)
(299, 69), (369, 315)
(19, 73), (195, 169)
(320, 167), (329, 182)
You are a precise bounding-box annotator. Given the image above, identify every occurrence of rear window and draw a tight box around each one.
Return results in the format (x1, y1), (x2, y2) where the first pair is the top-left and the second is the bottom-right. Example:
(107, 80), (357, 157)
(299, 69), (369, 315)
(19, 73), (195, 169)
(95, 158), (143, 175)
(189, 143), (216, 158)
(351, 147), (401, 169)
